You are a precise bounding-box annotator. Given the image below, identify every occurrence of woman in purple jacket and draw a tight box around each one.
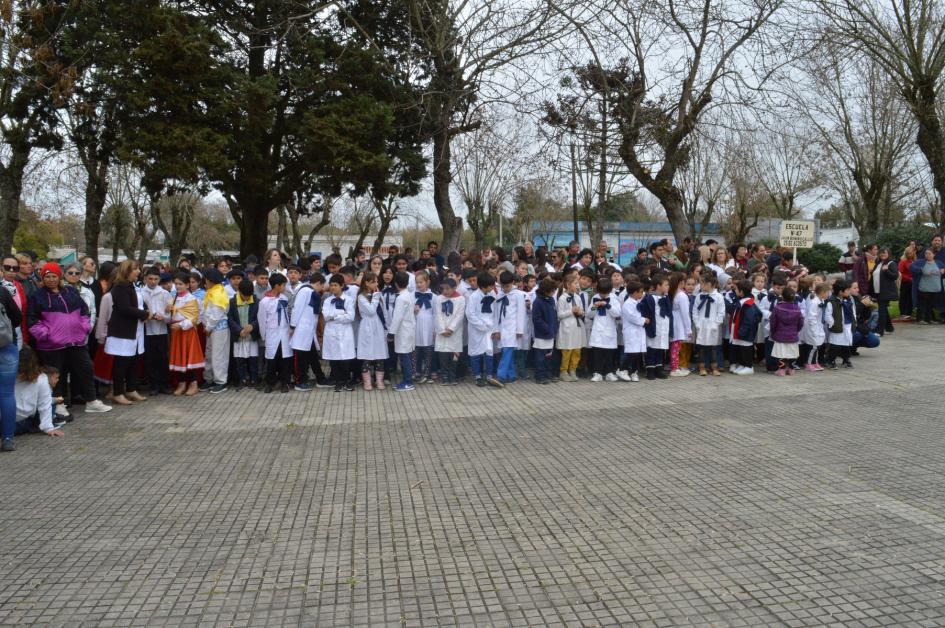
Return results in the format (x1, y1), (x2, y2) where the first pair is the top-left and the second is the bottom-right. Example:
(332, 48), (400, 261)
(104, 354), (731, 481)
(27, 263), (112, 415)
(768, 287), (804, 376)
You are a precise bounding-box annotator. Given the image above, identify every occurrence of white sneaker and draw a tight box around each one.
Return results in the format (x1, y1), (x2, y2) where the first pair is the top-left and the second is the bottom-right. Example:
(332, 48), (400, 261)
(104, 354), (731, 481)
(630, 373), (640, 382)
(735, 366), (754, 376)
(616, 370), (631, 382)
(55, 405), (71, 418)
(669, 369), (690, 378)
(85, 399), (113, 413)
(590, 373), (603, 382)
(729, 364), (737, 373)
(604, 373), (618, 382)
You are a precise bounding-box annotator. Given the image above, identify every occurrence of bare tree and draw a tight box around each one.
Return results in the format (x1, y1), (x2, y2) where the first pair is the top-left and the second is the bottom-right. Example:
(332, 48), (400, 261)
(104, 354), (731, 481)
(818, 0), (945, 228)
(798, 48), (919, 237)
(452, 120), (530, 249)
(678, 131), (729, 237)
(563, 0), (786, 242)
(153, 191), (199, 264)
(407, 0), (561, 252)
(719, 136), (769, 244)
(748, 124), (821, 220)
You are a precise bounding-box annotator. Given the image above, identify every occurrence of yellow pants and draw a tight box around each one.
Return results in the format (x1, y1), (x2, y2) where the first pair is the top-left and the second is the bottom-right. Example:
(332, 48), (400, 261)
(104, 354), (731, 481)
(560, 348), (581, 374)
(679, 342), (692, 368)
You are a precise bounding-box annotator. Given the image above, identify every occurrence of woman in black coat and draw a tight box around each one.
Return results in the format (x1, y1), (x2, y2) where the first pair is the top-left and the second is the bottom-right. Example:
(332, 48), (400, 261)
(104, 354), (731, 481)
(105, 261), (150, 405)
(869, 247), (899, 335)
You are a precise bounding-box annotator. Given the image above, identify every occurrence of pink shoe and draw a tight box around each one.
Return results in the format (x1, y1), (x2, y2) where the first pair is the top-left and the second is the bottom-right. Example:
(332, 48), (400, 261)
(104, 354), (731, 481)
(813, 363), (825, 372)
(775, 369), (786, 377)
(804, 364), (818, 372)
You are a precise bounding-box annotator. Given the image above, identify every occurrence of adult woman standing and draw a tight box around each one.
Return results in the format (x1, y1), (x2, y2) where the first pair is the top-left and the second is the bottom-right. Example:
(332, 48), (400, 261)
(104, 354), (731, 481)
(2, 256), (27, 346)
(869, 247), (899, 335)
(0, 284), (22, 451)
(263, 249), (286, 277)
(26, 263), (111, 414)
(898, 245), (916, 320)
(64, 262), (96, 337)
(910, 248), (945, 323)
(105, 260), (150, 405)
(78, 256), (97, 291)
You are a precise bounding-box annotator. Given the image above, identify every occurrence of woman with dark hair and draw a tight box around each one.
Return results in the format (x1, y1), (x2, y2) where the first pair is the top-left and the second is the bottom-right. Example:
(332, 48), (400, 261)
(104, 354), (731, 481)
(105, 260), (150, 405)
(512, 246), (535, 275)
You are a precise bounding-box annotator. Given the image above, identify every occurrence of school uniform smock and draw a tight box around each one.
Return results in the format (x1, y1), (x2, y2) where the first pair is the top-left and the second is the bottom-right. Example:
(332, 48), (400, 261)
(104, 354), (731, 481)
(259, 293), (294, 360)
(587, 294), (620, 349)
(692, 291), (725, 346)
(433, 294), (465, 353)
(555, 292), (587, 350)
(516, 289), (534, 351)
(496, 288), (523, 349)
(642, 294), (671, 350)
(290, 284), (321, 353)
(465, 289), (497, 356)
(387, 289), (417, 354)
(671, 290), (692, 342)
(800, 296), (827, 346)
(414, 289), (435, 347)
(620, 296), (647, 354)
(827, 296), (854, 346)
(356, 292), (388, 361)
(321, 293), (356, 360)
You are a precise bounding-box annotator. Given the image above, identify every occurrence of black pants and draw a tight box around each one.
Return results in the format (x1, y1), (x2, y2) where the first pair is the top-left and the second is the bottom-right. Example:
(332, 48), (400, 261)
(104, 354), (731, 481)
(620, 352), (643, 374)
(144, 334), (169, 391)
(592, 347), (616, 375)
(828, 344), (851, 364)
(112, 355), (139, 396)
(733, 344), (754, 368)
(296, 345), (328, 384)
(918, 291), (938, 322)
(899, 281), (913, 317)
(331, 359), (353, 386)
(266, 346), (292, 385)
(38, 346), (96, 402)
(877, 300), (894, 332)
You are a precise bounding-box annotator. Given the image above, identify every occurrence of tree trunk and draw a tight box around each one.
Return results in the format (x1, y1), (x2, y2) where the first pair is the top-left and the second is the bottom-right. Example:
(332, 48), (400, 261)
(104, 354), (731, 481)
(659, 188), (690, 245)
(371, 218), (394, 255)
(570, 143), (579, 241)
(593, 96), (608, 247)
(433, 125), (463, 252)
(288, 207), (303, 259)
(84, 161), (108, 263)
(913, 84), (945, 231)
(0, 142), (29, 256)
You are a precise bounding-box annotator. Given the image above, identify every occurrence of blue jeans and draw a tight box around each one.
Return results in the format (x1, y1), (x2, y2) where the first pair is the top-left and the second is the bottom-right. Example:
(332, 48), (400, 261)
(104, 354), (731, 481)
(0, 343), (19, 440)
(397, 352), (414, 385)
(532, 347), (552, 381)
(469, 353), (494, 379)
(496, 347), (516, 381)
(699, 345), (722, 369)
(415, 346), (433, 378)
(853, 330), (880, 349)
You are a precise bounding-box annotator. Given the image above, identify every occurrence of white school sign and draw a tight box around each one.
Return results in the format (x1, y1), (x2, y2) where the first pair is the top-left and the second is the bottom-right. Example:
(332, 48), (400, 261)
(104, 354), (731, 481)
(779, 220), (815, 249)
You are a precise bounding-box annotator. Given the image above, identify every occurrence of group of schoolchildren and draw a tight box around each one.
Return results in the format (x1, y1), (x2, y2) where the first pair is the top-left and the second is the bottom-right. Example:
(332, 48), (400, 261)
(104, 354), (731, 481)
(115, 253), (875, 398)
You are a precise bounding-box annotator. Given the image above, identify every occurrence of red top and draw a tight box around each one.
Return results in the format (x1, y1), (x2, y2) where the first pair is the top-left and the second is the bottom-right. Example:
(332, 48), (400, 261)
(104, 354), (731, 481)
(898, 259), (913, 282)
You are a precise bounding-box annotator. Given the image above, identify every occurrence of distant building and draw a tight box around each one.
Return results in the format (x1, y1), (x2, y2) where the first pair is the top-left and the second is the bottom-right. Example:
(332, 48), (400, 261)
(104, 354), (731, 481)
(530, 221), (723, 266)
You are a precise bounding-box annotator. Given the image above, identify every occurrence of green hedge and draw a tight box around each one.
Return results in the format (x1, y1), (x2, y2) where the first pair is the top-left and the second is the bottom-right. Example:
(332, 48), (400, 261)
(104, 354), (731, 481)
(797, 242), (843, 273)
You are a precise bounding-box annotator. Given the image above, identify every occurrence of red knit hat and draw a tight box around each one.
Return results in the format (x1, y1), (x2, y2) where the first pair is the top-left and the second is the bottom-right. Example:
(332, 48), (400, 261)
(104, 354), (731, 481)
(40, 262), (62, 278)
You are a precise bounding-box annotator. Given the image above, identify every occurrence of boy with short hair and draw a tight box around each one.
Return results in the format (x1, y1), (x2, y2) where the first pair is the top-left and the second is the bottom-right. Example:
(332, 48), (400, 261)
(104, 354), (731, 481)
(465, 272), (503, 388)
(258, 273), (293, 393)
(201, 268), (231, 394)
(142, 266), (172, 395)
(227, 279), (260, 388)
(387, 271), (417, 391)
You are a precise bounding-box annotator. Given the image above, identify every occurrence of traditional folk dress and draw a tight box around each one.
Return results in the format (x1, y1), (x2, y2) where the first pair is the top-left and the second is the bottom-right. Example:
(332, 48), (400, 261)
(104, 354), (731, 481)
(169, 292), (205, 372)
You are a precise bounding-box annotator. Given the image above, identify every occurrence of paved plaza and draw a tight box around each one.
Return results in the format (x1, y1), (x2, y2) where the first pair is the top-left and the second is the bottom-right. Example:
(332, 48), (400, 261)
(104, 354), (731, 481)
(2, 326), (945, 626)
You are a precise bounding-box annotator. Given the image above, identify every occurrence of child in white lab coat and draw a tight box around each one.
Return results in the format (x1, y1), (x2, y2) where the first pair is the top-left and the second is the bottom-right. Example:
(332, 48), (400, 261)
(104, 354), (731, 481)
(692, 274), (725, 376)
(619, 281), (647, 382)
(321, 273), (357, 392)
(465, 272), (502, 388)
(413, 270), (436, 384)
(495, 271), (523, 383)
(356, 271), (389, 390)
(288, 272), (324, 391)
(433, 278), (465, 385)
(587, 277), (622, 381)
(387, 271), (417, 391)
(258, 273), (293, 393)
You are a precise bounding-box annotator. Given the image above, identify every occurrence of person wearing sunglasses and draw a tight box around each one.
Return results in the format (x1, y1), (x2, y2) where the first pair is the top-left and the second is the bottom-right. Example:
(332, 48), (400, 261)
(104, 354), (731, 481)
(1, 257), (27, 346)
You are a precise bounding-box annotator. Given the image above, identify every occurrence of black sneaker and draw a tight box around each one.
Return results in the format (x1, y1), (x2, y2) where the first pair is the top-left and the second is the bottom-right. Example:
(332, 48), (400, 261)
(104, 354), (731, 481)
(476, 378), (486, 388)
(842, 361), (854, 368)
(646, 370), (656, 380)
(198, 382), (212, 391)
(655, 369), (668, 379)
(344, 383), (355, 392)
(264, 385), (274, 393)
(209, 384), (228, 394)
(334, 384), (343, 393)
(315, 379), (333, 389)
(1, 437), (15, 452)
(280, 383), (289, 393)
(825, 362), (838, 370)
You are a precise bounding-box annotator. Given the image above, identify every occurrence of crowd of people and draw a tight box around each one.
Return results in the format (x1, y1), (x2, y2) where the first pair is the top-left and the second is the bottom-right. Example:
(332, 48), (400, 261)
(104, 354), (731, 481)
(2, 234), (941, 453)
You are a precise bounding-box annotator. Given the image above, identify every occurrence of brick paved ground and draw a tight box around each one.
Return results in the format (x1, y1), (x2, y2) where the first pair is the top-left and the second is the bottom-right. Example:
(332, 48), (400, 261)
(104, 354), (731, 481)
(2, 325), (945, 626)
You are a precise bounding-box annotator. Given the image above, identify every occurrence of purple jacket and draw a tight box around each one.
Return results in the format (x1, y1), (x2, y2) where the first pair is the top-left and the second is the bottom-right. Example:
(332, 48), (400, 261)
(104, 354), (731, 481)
(769, 302), (803, 343)
(27, 286), (92, 351)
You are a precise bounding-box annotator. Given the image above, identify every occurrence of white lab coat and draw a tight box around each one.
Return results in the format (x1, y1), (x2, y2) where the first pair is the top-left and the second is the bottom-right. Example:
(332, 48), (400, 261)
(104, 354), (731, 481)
(414, 289), (436, 347)
(321, 293), (356, 360)
(433, 294), (465, 353)
(647, 295), (671, 350)
(258, 294), (293, 359)
(800, 296), (827, 346)
(826, 297), (852, 346)
(671, 290), (692, 342)
(496, 288), (523, 349)
(465, 289), (497, 356)
(556, 292), (587, 350)
(621, 296), (647, 354)
(356, 292), (388, 360)
(587, 294), (620, 349)
(289, 284), (321, 352)
(517, 289), (535, 351)
(387, 289), (417, 354)
(692, 291), (725, 347)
